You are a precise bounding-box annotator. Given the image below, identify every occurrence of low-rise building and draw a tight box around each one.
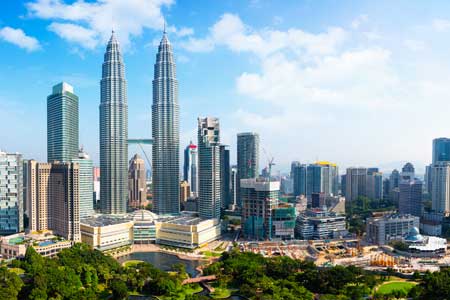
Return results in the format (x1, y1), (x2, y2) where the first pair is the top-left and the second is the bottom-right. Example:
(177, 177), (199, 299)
(366, 214), (420, 245)
(295, 209), (346, 240)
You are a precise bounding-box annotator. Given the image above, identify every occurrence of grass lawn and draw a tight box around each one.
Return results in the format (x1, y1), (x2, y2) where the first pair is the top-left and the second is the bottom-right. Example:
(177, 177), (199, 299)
(210, 287), (232, 299)
(202, 251), (221, 257)
(122, 259), (145, 268)
(377, 281), (416, 295)
(9, 267), (25, 275)
(160, 284), (203, 300)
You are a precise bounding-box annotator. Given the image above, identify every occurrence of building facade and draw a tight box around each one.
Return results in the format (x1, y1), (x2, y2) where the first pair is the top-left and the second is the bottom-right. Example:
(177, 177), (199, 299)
(72, 148), (94, 218)
(237, 132), (259, 206)
(433, 137), (450, 164)
(47, 82), (79, 162)
(220, 145), (231, 209)
(198, 117), (221, 219)
(152, 30), (180, 215)
(399, 179), (423, 217)
(0, 152), (23, 234)
(431, 162), (450, 213)
(183, 141), (198, 196)
(99, 31), (128, 214)
(366, 214), (420, 245)
(295, 209), (346, 240)
(128, 154), (147, 209)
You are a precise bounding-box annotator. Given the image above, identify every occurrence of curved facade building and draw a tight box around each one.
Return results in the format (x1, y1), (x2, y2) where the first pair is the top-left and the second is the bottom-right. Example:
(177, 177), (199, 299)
(99, 32), (128, 214)
(152, 31), (180, 215)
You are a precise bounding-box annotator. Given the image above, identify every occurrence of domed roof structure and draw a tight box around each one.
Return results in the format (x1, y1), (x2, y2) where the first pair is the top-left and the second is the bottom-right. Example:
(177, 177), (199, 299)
(405, 226), (425, 243)
(132, 209), (158, 222)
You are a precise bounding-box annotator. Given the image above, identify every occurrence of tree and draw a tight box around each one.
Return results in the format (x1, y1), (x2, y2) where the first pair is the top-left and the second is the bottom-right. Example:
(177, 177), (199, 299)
(0, 267), (23, 300)
(110, 279), (128, 300)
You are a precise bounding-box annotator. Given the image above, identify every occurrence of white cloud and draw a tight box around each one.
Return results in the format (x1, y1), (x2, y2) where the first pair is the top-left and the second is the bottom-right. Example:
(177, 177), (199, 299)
(0, 27), (41, 51)
(351, 14), (369, 29)
(432, 18), (450, 32)
(26, 0), (174, 49)
(48, 23), (98, 49)
(404, 39), (426, 51)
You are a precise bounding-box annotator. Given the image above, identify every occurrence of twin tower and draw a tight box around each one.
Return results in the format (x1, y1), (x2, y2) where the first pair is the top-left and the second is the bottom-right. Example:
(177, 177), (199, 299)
(100, 30), (179, 214)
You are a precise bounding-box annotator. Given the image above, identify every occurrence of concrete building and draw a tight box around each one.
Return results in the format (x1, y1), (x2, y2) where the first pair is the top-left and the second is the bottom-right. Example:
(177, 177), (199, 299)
(366, 169), (383, 201)
(72, 148), (94, 218)
(291, 162), (307, 197)
(99, 31), (128, 214)
(180, 180), (190, 203)
(0, 152), (23, 234)
(93, 167), (100, 209)
(237, 132), (259, 206)
(198, 117), (221, 219)
(345, 167), (368, 203)
(389, 169), (400, 191)
(366, 214), (420, 245)
(230, 166), (238, 210)
(401, 162), (415, 181)
(47, 82), (79, 162)
(183, 142), (198, 196)
(220, 145), (231, 209)
(152, 30), (180, 215)
(26, 161), (80, 241)
(128, 154), (147, 209)
(241, 178), (279, 240)
(399, 179), (423, 217)
(295, 209), (346, 240)
(272, 203), (296, 240)
(431, 162), (450, 214)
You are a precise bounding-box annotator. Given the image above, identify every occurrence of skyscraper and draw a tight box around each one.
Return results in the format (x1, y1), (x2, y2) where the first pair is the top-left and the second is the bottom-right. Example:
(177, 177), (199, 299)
(433, 138), (450, 164)
(291, 162), (307, 196)
(399, 179), (422, 217)
(0, 151), (23, 234)
(47, 82), (79, 162)
(230, 166), (238, 210)
(237, 132), (259, 206)
(128, 154), (147, 209)
(72, 148), (94, 218)
(152, 30), (180, 215)
(431, 162), (450, 213)
(183, 142), (198, 196)
(366, 169), (383, 201)
(99, 31), (128, 214)
(345, 167), (368, 203)
(198, 117), (221, 219)
(401, 162), (415, 180)
(220, 145), (231, 209)
(291, 161), (338, 198)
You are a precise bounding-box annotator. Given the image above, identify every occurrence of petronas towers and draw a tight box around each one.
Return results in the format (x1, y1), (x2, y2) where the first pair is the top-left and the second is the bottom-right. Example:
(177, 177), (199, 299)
(99, 31), (128, 214)
(99, 30), (179, 215)
(152, 30), (180, 215)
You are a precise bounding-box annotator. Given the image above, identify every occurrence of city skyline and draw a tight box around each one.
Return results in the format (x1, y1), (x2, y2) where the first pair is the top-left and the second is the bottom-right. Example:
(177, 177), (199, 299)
(4, 1), (450, 173)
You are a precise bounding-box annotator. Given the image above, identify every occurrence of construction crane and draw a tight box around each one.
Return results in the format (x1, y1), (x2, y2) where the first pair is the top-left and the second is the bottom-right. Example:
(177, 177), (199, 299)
(262, 148), (275, 180)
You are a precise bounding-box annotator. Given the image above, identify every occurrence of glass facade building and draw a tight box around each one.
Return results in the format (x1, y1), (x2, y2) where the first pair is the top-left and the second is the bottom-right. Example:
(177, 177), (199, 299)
(237, 132), (259, 207)
(72, 149), (94, 218)
(47, 82), (79, 162)
(0, 152), (23, 234)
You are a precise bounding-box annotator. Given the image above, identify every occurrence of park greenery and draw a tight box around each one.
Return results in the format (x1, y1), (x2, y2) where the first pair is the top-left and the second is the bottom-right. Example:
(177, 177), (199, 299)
(2, 243), (450, 299)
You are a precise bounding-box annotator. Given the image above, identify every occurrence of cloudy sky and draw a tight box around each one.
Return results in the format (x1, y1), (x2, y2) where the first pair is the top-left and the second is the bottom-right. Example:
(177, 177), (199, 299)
(1, 0), (450, 174)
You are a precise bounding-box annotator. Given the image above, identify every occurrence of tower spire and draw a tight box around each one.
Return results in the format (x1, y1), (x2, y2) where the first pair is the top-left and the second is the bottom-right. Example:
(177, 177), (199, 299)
(163, 20), (166, 34)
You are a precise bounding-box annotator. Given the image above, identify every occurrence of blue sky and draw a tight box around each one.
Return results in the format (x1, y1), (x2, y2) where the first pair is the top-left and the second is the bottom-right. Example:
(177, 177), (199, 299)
(2, 0), (450, 174)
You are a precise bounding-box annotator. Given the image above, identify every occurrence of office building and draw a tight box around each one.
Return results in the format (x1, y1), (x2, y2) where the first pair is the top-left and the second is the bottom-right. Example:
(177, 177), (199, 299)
(389, 169), (400, 191)
(366, 214), (420, 245)
(401, 162), (415, 180)
(295, 209), (346, 240)
(345, 167), (367, 203)
(341, 174), (346, 197)
(0, 152), (23, 234)
(399, 179), (423, 217)
(291, 162), (307, 196)
(241, 178), (279, 240)
(72, 148), (94, 218)
(152, 30), (180, 215)
(180, 180), (190, 203)
(366, 169), (383, 201)
(99, 31), (128, 214)
(128, 154), (147, 209)
(93, 167), (100, 209)
(220, 145), (231, 209)
(183, 142), (198, 196)
(237, 132), (259, 206)
(433, 137), (450, 164)
(431, 162), (450, 213)
(280, 176), (293, 195)
(230, 166), (238, 210)
(47, 82), (79, 162)
(198, 117), (221, 219)
(291, 161), (338, 198)
(425, 164), (433, 194)
(26, 161), (80, 241)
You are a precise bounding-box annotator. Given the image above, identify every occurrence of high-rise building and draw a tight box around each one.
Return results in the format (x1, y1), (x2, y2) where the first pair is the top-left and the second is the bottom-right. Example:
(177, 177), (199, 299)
(389, 169), (400, 191)
(198, 117), (221, 219)
(230, 166), (238, 210)
(366, 170), (383, 201)
(0, 152), (23, 234)
(237, 132), (259, 206)
(180, 180), (190, 204)
(128, 154), (146, 209)
(341, 174), (347, 197)
(152, 30), (180, 215)
(26, 161), (80, 241)
(183, 142), (198, 196)
(401, 162), (415, 180)
(99, 31), (128, 214)
(431, 162), (450, 213)
(433, 138), (450, 164)
(345, 167), (368, 203)
(291, 161), (338, 198)
(241, 178), (279, 240)
(93, 167), (100, 209)
(399, 179), (422, 217)
(72, 148), (94, 218)
(291, 162), (307, 197)
(220, 145), (231, 209)
(47, 82), (79, 162)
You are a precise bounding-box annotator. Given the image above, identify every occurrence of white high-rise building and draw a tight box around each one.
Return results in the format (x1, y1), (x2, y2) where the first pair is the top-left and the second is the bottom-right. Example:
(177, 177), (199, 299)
(72, 148), (94, 218)
(432, 162), (450, 213)
(198, 117), (221, 219)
